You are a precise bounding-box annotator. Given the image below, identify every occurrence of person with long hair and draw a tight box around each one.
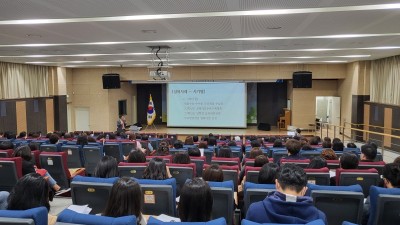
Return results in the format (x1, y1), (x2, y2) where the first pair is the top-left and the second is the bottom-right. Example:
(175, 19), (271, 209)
(103, 177), (145, 225)
(202, 164), (224, 182)
(178, 178), (213, 222)
(93, 156), (119, 178)
(7, 173), (56, 225)
(142, 158), (171, 180)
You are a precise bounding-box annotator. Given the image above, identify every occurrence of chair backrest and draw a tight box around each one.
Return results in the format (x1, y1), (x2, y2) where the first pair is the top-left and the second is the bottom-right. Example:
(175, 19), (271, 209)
(121, 142), (136, 157)
(219, 165), (239, 192)
(280, 159), (310, 168)
(57, 209), (136, 225)
(311, 190), (364, 225)
(358, 161), (385, 175)
(211, 157), (240, 168)
(243, 182), (275, 216)
(147, 217), (227, 225)
(82, 146), (103, 176)
(103, 143), (123, 163)
(0, 149), (12, 158)
(167, 163), (196, 195)
(71, 176), (118, 215)
(368, 186), (400, 225)
(326, 160), (340, 169)
(190, 156), (205, 177)
(336, 168), (379, 197)
(30, 150), (41, 168)
(245, 166), (261, 184)
(203, 150), (214, 164)
(62, 145), (83, 168)
(272, 150), (288, 163)
(208, 181), (234, 225)
(118, 162), (148, 179)
(136, 178), (177, 216)
(0, 207), (48, 225)
(305, 183), (363, 196)
(241, 219), (325, 225)
(40, 144), (58, 152)
(304, 167), (330, 185)
(39, 152), (71, 188)
(0, 157), (22, 192)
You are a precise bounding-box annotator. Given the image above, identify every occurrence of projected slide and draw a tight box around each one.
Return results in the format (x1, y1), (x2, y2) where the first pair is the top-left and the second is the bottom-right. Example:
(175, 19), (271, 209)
(167, 82), (247, 128)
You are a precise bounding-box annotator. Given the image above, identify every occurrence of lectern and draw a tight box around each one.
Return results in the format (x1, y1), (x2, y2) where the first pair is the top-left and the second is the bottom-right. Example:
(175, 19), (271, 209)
(278, 108), (291, 130)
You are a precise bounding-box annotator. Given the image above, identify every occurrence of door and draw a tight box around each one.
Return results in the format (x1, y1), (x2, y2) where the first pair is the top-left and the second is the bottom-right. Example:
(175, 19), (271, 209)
(75, 107), (90, 131)
(329, 97), (341, 127)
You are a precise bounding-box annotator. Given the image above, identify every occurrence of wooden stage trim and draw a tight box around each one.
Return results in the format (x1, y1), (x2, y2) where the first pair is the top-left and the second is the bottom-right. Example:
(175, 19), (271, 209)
(138, 125), (317, 137)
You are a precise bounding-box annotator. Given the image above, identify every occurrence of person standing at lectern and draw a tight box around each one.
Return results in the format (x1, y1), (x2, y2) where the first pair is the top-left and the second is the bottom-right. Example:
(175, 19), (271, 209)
(117, 114), (126, 133)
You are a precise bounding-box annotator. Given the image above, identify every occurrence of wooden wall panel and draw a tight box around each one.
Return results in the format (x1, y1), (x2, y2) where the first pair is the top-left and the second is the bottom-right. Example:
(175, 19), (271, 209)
(26, 99), (47, 134)
(363, 104), (370, 141)
(53, 95), (68, 131)
(46, 99), (54, 132)
(16, 101), (27, 133)
(0, 101), (17, 133)
(384, 108), (392, 148)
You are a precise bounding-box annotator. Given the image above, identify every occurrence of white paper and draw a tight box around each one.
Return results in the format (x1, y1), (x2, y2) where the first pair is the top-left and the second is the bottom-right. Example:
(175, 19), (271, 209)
(155, 214), (181, 222)
(199, 148), (204, 156)
(67, 204), (92, 214)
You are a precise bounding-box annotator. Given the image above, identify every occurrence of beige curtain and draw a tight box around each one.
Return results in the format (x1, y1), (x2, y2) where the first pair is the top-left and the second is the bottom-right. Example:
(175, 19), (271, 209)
(370, 55), (400, 105)
(0, 62), (49, 99)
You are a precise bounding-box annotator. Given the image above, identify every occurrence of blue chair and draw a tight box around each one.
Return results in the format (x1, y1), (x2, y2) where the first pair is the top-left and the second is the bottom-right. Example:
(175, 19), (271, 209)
(272, 150), (288, 164)
(121, 142), (136, 157)
(0, 207), (48, 225)
(342, 222), (357, 225)
(136, 178), (177, 216)
(82, 146), (103, 176)
(62, 145), (83, 168)
(305, 183), (363, 196)
(368, 186), (400, 225)
(148, 217), (226, 225)
(300, 150), (322, 160)
(57, 209), (135, 225)
(311, 190), (364, 225)
(40, 144), (59, 152)
(243, 182), (275, 216)
(208, 181), (234, 225)
(103, 143), (123, 163)
(241, 219), (325, 225)
(70, 176), (118, 214)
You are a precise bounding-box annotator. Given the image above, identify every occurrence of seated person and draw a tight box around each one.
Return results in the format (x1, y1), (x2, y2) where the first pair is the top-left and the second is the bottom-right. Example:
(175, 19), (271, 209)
(330, 152), (359, 185)
(127, 149), (146, 163)
(173, 140), (184, 150)
(332, 141), (344, 151)
(172, 152), (191, 164)
(7, 173), (56, 225)
(254, 155), (268, 167)
(347, 142), (357, 148)
(362, 163), (400, 224)
(153, 146), (169, 156)
(93, 156), (119, 178)
(280, 139), (306, 163)
(320, 148), (338, 160)
(258, 163), (280, 184)
(322, 141), (332, 149)
(13, 145), (66, 194)
(142, 158), (171, 180)
(203, 164), (224, 182)
(188, 147), (201, 157)
(178, 178), (213, 222)
(360, 144), (377, 162)
(218, 146), (232, 158)
(273, 139), (284, 148)
(141, 135), (154, 151)
(246, 164), (327, 224)
(103, 177), (146, 225)
(307, 156), (327, 169)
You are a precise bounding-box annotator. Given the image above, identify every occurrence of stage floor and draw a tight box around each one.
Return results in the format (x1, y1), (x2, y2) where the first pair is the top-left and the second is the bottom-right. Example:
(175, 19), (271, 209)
(139, 125), (318, 136)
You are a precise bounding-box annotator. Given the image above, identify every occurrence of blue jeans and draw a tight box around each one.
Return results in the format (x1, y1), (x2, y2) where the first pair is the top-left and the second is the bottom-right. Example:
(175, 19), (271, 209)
(45, 172), (57, 187)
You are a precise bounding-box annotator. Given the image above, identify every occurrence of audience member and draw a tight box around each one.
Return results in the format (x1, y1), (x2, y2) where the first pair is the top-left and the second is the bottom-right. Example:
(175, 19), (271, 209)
(227, 141), (237, 146)
(332, 138), (341, 144)
(13, 145), (64, 193)
(173, 152), (191, 164)
(281, 139), (306, 162)
(173, 140), (184, 149)
(250, 140), (261, 148)
(272, 139), (283, 148)
(184, 136), (194, 145)
(323, 137), (331, 143)
(301, 143), (313, 150)
(208, 137), (217, 146)
(332, 141), (344, 151)
(202, 164), (224, 182)
(0, 141), (13, 150)
(87, 136), (97, 142)
(49, 134), (59, 144)
(218, 146), (232, 158)
(394, 156), (400, 164)
(188, 147), (201, 157)
(340, 152), (359, 169)
(249, 148), (263, 159)
(193, 135), (199, 143)
(307, 157), (327, 169)
(254, 155), (268, 167)
(141, 135), (154, 151)
(258, 163), (280, 184)
(76, 134), (88, 146)
(309, 137), (319, 145)
(7, 173), (56, 224)
(154, 146), (169, 156)
(17, 131), (27, 139)
(142, 158), (171, 180)
(127, 149), (146, 163)
(246, 164), (326, 224)
(103, 177), (146, 225)
(360, 144), (377, 162)
(93, 156), (119, 178)
(347, 142), (357, 148)
(322, 141), (332, 149)
(178, 178), (213, 222)
(320, 148), (338, 160)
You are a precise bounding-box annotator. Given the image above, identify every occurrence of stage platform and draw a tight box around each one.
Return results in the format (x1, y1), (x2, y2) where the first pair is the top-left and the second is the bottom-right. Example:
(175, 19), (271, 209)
(138, 125), (318, 137)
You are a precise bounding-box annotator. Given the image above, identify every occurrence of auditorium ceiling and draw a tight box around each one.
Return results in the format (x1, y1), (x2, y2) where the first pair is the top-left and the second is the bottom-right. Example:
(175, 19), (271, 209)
(0, 0), (400, 67)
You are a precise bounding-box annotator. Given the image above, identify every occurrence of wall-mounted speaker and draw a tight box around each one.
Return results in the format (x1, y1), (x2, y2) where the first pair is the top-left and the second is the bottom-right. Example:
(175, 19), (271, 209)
(293, 71), (312, 88)
(102, 74), (121, 89)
